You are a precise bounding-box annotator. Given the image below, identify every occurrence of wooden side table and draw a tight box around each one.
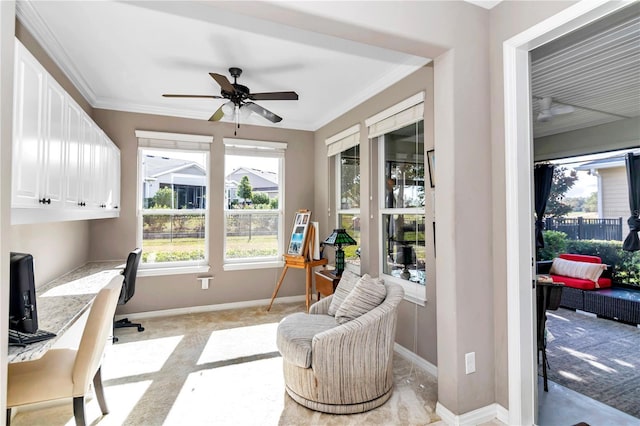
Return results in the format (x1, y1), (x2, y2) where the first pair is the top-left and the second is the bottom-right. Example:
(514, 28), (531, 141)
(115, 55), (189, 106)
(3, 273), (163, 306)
(314, 269), (341, 299)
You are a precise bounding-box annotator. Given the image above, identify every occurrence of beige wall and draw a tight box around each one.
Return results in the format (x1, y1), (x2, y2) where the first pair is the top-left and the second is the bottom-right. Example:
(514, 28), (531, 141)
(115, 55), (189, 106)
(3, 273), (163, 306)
(11, 221), (90, 286)
(314, 66), (437, 364)
(91, 108), (315, 313)
(489, 0), (577, 408)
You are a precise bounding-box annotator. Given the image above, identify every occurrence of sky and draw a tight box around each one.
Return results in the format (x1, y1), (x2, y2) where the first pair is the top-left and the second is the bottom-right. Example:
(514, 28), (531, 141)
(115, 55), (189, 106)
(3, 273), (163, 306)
(550, 148), (640, 199)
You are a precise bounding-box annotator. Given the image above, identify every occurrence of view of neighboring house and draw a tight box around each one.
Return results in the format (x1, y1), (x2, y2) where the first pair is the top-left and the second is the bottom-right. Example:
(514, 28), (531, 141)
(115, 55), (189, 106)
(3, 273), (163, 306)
(142, 155), (276, 209)
(576, 155), (632, 219)
(142, 155), (207, 209)
(225, 167), (279, 206)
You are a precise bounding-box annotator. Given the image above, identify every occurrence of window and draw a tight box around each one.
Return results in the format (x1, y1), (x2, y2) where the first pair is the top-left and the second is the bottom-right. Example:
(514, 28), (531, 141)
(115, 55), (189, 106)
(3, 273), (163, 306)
(224, 138), (286, 268)
(366, 93), (426, 302)
(136, 131), (211, 272)
(327, 125), (361, 272)
(336, 145), (361, 270)
(379, 121), (425, 293)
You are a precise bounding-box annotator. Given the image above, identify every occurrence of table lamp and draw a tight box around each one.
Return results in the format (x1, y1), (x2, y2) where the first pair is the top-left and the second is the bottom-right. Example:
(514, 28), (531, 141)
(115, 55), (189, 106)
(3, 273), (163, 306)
(396, 245), (416, 280)
(323, 229), (357, 275)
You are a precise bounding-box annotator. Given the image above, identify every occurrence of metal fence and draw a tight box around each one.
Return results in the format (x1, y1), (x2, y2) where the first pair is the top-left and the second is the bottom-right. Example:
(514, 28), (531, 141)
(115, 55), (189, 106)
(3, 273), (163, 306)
(545, 217), (624, 241)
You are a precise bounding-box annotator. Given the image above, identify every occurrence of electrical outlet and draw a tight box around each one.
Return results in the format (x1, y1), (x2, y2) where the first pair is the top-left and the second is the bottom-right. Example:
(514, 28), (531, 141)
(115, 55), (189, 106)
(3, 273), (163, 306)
(465, 352), (476, 374)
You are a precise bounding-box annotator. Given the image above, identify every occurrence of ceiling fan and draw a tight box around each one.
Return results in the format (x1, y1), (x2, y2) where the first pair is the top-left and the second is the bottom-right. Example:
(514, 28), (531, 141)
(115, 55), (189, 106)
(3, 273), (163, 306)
(163, 67), (298, 132)
(535, 96), (575, 122)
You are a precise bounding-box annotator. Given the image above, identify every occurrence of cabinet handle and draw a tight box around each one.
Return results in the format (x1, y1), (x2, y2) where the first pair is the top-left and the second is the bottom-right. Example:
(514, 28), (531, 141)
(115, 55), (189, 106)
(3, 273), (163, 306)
(78, 202), (86, 207)
(46, 198), (51, 204)
(39, 198), (51, 205)
(114, 206), (118, 209)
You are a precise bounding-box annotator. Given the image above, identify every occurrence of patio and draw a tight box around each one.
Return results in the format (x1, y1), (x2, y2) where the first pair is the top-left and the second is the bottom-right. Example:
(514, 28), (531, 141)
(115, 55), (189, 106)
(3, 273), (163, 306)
(542, 307), (640, 419)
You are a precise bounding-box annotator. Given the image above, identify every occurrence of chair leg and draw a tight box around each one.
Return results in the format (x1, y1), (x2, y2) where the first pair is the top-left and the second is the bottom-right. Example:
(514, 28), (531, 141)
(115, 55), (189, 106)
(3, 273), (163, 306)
(93, 366), (109, 415)
(114, 318), (144, 332)
(73, 396), (86, 426)
(7, 408), (11, 426)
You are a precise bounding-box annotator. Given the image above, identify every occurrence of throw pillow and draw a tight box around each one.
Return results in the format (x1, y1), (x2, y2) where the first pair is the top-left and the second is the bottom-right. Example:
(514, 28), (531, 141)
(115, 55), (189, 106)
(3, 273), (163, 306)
(327, 270), (360, 316)
(550, 257), (606, 283)
(335, 274), (386, 324)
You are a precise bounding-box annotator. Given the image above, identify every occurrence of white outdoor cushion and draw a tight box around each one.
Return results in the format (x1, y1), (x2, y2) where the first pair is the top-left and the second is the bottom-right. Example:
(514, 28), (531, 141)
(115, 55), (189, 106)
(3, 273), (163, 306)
(550, 257), (606, 283)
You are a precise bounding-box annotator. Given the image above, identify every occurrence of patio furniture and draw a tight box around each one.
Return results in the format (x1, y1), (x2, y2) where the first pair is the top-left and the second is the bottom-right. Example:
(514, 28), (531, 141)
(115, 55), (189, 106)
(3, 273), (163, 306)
(536, 279), (564, 392)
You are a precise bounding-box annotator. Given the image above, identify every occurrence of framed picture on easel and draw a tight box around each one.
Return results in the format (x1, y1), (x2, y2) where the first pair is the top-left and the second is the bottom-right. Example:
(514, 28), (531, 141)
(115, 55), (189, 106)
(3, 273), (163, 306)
(287, 210), (312, 256)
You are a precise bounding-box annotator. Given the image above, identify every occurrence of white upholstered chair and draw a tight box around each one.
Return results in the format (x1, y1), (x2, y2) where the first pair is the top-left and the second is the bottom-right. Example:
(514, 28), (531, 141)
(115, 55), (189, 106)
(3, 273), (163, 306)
(6, 275), (123, 426)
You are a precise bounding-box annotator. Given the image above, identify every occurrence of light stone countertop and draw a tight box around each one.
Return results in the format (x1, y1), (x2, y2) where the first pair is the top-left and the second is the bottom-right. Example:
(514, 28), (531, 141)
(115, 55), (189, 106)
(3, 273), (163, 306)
(8, 261), (124, 363)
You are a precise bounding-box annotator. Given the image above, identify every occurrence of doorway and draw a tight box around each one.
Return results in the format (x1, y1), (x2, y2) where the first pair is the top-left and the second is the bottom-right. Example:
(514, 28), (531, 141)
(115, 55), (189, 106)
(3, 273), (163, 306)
(503, 1), (636, 424)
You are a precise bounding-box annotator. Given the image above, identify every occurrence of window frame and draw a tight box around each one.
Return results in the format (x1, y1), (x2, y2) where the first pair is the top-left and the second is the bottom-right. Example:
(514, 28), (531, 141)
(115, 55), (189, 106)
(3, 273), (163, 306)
(136, 142), (211, 275)
(376, 120), (426, 304)
(223, 139), (286, 270)
(335, 145), (361, 274)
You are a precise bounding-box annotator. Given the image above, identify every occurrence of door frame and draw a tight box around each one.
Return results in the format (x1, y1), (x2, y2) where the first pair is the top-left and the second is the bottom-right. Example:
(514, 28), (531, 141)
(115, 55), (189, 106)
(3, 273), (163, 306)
(503, 1), (635, 424)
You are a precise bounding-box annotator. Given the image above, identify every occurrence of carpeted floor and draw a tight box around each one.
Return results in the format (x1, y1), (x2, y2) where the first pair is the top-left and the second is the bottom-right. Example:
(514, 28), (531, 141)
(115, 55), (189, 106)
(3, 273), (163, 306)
(543, 308), (640, 419)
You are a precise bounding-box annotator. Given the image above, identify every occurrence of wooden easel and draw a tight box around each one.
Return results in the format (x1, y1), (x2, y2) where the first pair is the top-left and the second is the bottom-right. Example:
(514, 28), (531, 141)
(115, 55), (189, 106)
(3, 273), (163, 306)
(267, 211), (327, 312)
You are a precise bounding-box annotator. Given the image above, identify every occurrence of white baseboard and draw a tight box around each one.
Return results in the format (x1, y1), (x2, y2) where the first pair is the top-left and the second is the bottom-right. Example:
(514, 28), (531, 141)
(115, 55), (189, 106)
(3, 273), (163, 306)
(393, 342), (438, 377)
(436, 402), (508, 426)
(115, 295), (306, 321)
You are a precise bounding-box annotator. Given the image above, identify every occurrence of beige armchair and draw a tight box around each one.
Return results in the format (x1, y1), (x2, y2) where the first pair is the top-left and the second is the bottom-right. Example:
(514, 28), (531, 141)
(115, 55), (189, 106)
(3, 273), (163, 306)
(7, 275), (123, 426)
(277, 281), (404, 414)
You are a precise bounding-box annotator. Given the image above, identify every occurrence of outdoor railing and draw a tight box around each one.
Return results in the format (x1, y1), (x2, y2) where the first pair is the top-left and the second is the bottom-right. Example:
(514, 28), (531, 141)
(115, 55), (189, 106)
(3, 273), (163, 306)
(545, 217), (623, 241)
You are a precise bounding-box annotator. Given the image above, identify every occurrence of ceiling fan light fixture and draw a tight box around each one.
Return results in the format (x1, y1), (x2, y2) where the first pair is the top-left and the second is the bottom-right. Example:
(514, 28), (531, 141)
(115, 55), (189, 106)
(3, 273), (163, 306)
(537, 111), (553, 122)
(239, 105), (252, 120)
(221, 101), (235, 116)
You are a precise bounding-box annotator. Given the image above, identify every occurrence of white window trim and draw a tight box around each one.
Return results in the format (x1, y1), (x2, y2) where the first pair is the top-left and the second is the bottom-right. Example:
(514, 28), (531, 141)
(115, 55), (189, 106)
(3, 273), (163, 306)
(223, 138), (286, 268)
(377, 130), (427, 304)
(136, 132), (211, 270)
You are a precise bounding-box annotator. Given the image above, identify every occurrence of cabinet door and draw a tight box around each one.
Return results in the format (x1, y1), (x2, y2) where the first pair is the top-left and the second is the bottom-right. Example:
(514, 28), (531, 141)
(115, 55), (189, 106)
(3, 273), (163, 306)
(42, 76), (66, 207)
(65, 100), (82, 208)
(107, 142), (120, 210)
(79, 115), (95, 208)
(12, 43), (45, 208)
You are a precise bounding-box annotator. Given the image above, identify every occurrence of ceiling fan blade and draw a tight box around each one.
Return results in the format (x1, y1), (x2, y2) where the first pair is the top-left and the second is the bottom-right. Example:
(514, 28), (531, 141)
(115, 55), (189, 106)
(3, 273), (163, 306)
(249, 91), (299, 101)
(244, 102), (282, 123)
(209, 105), (225, 122)
(209, 73), (235, 93)
(163, 94), (223, 99)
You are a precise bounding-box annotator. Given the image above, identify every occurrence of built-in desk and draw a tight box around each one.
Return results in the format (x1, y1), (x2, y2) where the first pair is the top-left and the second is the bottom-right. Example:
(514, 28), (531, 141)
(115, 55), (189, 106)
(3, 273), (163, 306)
(8, 261), (123, 363)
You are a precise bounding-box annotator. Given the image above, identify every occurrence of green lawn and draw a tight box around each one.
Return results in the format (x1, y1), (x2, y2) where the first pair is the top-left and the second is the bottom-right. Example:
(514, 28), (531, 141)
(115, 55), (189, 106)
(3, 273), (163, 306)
(142, 235), (279, 262)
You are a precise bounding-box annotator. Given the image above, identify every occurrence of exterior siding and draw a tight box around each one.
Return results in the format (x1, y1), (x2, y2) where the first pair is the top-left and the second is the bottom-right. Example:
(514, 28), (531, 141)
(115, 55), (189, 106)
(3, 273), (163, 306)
(599, 166), (628, 219)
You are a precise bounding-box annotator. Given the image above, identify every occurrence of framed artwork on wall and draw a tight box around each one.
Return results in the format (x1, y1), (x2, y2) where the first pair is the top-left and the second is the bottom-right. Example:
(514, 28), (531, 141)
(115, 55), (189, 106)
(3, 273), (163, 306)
(287, 210), (312, 256)
(427, 149), (435, 188)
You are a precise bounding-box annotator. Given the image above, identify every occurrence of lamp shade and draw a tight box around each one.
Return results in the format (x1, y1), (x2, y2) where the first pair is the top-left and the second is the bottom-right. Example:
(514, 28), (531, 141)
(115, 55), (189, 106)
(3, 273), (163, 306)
(323, 229), (357, 247)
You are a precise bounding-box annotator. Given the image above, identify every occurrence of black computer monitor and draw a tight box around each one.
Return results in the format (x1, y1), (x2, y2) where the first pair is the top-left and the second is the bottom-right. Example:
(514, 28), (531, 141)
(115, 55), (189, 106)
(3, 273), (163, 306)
(9, 252), (38, 334)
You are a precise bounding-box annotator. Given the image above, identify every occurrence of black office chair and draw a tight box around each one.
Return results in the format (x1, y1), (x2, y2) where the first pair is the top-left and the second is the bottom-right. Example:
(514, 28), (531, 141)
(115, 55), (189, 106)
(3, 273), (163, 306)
(113, 248), (143, 342)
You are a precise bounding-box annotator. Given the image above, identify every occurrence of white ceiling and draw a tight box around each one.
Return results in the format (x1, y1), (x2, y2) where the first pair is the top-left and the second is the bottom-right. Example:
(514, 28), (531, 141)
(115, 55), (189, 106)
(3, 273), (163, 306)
(17, 1), (431, 132)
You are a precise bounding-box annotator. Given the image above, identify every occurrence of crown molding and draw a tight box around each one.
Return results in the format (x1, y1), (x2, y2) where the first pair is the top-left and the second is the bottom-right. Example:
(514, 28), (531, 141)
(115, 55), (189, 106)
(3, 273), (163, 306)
(310, 56), (431, 131)
(16, 0), (98, 105)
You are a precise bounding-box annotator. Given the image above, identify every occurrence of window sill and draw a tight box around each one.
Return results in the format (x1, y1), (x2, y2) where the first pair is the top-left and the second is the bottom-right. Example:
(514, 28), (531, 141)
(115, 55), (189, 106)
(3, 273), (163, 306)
(138, 265), (210, 277)
(223, 260), (284, 271)
(382, 274), (427, 306)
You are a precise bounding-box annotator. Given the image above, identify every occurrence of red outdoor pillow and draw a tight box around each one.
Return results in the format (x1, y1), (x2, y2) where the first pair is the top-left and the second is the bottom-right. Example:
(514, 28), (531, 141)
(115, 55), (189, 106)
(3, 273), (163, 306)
(560, 253), (602, 264)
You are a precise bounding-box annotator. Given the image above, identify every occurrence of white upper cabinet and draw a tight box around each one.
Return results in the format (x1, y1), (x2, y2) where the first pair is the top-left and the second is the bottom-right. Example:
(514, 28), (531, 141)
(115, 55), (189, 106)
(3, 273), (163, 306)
(12, 42), (44, 208)
(12, 39), (120, 224)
